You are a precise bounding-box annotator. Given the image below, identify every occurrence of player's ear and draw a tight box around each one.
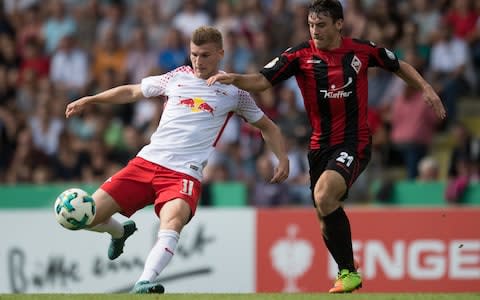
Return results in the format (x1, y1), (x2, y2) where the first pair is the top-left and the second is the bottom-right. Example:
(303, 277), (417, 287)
(218, 48), (225, 58)
(335, 18), (343, 32)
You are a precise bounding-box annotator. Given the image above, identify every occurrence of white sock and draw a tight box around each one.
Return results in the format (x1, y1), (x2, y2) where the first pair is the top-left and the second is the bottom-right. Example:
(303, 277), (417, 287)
(137, 229), (180, 283)
(87, 217), (124, 238)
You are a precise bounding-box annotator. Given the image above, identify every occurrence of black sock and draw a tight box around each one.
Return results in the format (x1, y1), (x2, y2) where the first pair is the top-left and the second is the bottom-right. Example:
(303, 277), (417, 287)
(322, 206), (355, 272)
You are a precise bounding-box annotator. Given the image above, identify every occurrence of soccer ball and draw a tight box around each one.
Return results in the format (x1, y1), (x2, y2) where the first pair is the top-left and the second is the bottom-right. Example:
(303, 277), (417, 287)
(54, 188), (96, 230)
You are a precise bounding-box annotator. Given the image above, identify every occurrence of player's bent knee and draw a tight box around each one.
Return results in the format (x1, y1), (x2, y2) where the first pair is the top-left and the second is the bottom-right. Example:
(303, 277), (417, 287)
(161, 218), (186, 232)
(315, 197), (340, 216)
(313, 187), (342, 216)
(159, 198), (192, 231)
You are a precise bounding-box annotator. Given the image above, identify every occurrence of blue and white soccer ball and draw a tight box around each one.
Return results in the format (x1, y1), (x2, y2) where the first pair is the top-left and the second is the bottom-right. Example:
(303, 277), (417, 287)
(54, 188), (96, 230)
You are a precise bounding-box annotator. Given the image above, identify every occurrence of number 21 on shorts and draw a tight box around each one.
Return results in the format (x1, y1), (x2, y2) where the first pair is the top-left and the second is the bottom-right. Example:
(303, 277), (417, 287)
(180, 179), (194, 196)
(336, 151), (354, 167)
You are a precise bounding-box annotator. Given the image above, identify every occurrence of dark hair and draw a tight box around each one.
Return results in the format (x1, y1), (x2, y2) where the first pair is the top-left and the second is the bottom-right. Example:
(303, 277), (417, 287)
(191, 26), (223, 49)
(308, 0), (344, 22)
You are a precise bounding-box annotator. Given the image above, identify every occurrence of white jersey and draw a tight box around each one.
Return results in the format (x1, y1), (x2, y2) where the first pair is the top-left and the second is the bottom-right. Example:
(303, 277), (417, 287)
(137, 66), (264, 180)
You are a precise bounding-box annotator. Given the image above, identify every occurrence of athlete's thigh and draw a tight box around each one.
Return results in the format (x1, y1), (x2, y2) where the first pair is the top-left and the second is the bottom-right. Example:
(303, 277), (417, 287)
(98, 157), (156, 218)
(90, 188), (122, 226)
(158, 198), (192, 232)
(308, 148), (330, 193)
(315, 169), (348, 199)
(152, 166), (202, 221)
(308, 145), (370, 203)
(325, 146), (371, 189)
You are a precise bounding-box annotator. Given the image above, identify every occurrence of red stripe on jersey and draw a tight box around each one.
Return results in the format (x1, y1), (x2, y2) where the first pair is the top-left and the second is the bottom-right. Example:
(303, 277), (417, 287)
(296, 62), (322, 147)
(328, 67), (346, 146)
(213, 111), (234, 147)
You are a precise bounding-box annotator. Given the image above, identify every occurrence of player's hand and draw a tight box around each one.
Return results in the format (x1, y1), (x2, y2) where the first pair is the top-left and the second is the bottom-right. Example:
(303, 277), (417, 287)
(270, 158), (289, 184)
(423, 85), (446, 119)
(206, 73), (235, 86)
(65, 97), (89, 118)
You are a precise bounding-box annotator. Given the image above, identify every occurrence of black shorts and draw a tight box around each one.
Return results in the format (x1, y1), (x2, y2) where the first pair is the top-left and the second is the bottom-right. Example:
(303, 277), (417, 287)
(308, 143), (371, 202)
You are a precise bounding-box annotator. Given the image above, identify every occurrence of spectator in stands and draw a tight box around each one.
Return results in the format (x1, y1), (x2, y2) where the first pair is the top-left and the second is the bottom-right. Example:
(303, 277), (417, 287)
(417, 156), (440, 182)
(411, 0), (441, 60)
(92, 27), (127, 86)
(276, 85), (310, 143)
(0, 33), (20, 81)
(251, 153), (290, 207)
(221, 30), (253, 73)
(342, 0), (367, 39)
(390, 85), (439, 179)
(443, 0), (478, 41)
(266, 0), (294, 54)
(0, 102), (16, 180)
(126, 27), (157, 84)
(96, 1), (133, 46)
(72, 0), (100, 51)
(213, 0), (241, 38)
(469, 1), (480, 94)
(29, 99), (64, 156)
(42, 0), (76, 54)
(445, 155), (471, 203)
(447, 121), (480, 180)
(239, 0), (267, 40)
(157, 27), (188, 72)
(16, 4), (43, 54)
(390, 68), (440, 180)
(135, 2), (168, 51)
(429, 21), (471, 127)
(19, 37), (50, 83)
(270, 134), (311, 205)
(5, 127), (48, 183)
(50, 34), (89, 100)
(52, 130), (84, 182)
(0, 64), (15, 107)
(172, 0), (211, 39)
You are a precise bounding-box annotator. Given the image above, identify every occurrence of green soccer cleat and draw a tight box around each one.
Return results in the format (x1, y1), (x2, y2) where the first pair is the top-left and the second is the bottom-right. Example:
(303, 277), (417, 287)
(130, 280), (165, 294)
(328, 269), (362, 293)
(108, 220), (137, 260)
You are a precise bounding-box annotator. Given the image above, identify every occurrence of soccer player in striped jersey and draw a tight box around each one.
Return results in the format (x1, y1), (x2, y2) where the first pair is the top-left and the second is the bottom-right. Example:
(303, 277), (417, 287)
(207, 0), (445, 293)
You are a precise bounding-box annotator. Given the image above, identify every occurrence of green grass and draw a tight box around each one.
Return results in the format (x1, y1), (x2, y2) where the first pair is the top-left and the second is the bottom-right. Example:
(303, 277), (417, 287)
(0, 294), (479, 300)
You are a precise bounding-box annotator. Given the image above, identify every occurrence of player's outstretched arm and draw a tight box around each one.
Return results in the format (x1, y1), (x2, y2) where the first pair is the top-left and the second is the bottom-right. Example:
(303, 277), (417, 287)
(252, 115), (289, 183)
(65, 84), (143, 118)
(207, 73), (272, 92)
(395, 60), (446, 119)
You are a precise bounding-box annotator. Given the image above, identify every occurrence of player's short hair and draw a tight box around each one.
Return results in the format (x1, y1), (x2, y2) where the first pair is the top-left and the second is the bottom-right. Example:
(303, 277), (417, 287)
(191, 26), (223, 49)
(309, 0), (344, 22)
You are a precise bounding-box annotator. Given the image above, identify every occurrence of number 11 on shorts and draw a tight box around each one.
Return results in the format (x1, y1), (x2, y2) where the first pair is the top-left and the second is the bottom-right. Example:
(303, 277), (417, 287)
(181, 179), (194, 196)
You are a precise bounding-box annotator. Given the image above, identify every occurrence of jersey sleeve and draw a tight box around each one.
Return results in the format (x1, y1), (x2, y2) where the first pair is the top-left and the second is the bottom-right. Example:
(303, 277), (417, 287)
(140, 67), (186, 98)
(365, 41), (400, 72)
(235, 89), (264, 123)
(259, 43), (304, 86)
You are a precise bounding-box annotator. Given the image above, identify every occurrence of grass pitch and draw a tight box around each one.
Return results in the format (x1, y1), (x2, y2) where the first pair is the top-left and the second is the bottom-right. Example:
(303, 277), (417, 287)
(0, 294), (479, 300)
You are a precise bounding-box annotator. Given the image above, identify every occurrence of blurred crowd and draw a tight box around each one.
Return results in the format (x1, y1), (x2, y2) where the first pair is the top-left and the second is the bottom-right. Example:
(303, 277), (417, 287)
(1, 0), (480, 205)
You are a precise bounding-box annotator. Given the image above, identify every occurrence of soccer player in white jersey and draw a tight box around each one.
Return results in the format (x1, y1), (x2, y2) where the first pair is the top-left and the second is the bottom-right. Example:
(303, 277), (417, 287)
(65, 26), (290, 293)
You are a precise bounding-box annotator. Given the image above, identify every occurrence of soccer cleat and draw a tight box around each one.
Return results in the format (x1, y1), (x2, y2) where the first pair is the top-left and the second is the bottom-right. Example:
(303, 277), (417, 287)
(108, 220), (137, 260)
(328, 269), (362, 293)
(130, 280), (165, 294)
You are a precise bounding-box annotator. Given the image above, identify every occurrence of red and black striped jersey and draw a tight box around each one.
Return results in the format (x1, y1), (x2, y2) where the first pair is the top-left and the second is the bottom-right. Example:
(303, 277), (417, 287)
(260, 37), (400, 153)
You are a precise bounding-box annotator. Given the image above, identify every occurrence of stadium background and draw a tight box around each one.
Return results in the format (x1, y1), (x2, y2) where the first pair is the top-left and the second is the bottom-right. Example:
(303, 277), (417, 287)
(0, 0), (479, 293)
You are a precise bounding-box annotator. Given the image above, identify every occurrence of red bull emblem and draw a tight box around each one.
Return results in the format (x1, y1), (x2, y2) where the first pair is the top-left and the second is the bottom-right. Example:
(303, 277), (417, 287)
(179, 98), (195, 107)
(178, 97), (215, 115)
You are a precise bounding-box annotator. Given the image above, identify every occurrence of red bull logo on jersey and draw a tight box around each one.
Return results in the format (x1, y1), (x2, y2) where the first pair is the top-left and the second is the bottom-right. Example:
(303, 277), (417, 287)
(179, 97), (215, 115)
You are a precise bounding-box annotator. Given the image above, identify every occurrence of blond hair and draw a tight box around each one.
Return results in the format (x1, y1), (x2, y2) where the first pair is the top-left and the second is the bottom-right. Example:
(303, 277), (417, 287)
(191, 26), (223, 49)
